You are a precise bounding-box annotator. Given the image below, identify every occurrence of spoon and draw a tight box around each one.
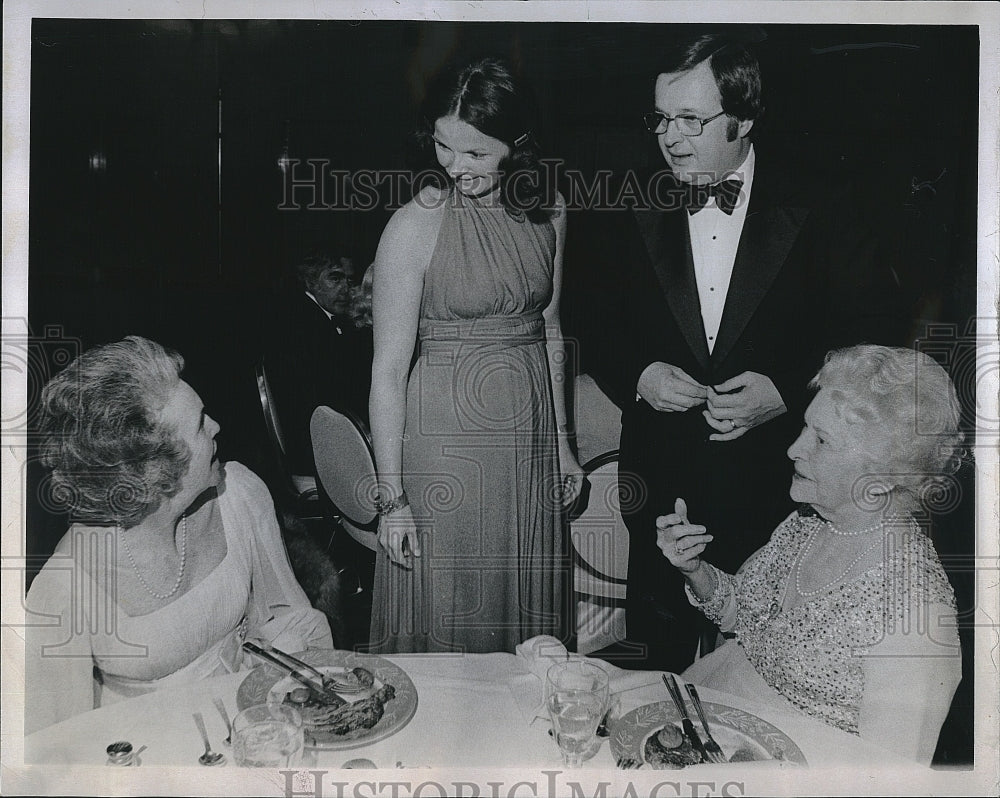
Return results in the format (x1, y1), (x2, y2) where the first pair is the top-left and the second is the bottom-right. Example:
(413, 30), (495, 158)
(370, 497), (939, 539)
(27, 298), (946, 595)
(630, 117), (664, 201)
(193, 712), (226, 766)
(212, 697), (233, 746)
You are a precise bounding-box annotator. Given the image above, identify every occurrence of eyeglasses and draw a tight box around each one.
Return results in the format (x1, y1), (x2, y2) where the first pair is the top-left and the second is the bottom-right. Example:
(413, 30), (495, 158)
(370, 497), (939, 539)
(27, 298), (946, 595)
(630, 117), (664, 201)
(642, 109), (727, 136)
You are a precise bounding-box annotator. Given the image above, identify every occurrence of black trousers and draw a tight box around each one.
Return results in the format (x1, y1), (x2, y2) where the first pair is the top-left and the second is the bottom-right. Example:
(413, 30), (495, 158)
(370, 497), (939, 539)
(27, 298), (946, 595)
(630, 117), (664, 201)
(620, 512), (712, 673)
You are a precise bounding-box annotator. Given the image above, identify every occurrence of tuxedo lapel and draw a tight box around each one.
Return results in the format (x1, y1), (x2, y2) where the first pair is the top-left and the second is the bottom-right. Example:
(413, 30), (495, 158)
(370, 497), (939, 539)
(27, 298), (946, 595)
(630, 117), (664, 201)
(712, 174), (809, 366)
(634, 207), (711, 371)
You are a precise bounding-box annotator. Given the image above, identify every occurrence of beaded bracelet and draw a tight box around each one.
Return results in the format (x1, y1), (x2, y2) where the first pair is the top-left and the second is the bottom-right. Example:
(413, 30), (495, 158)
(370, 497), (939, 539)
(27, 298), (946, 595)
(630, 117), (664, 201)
(374, 491), (409, 516)
(684, 561), (719, 606)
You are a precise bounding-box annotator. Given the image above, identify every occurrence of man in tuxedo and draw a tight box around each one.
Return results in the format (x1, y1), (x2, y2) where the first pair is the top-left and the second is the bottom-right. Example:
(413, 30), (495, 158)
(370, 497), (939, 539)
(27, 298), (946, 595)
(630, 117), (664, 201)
(576, 34), (904, 671)
(263, 253), (373, 477)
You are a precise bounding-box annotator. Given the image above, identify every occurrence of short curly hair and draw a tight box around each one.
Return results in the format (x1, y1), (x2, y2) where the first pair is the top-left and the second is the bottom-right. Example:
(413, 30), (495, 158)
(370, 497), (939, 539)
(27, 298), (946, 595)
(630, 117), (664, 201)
(810, 344), (965, 510)
(38, 335), (192, 526)
(294, 253), (356, 292)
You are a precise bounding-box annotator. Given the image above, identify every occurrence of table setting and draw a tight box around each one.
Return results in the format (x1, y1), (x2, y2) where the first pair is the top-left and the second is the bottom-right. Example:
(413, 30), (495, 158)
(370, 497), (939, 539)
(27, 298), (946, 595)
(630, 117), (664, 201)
(23, 635), (916, 775)
(512, 636), (811, 773)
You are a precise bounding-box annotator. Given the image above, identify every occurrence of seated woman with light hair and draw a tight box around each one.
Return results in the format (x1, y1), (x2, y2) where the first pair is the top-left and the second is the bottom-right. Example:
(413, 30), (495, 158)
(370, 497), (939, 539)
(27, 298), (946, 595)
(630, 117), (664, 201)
(350, 263), (375, 329)
(25, 336), (332, 734)
(657, 344), (965, 764)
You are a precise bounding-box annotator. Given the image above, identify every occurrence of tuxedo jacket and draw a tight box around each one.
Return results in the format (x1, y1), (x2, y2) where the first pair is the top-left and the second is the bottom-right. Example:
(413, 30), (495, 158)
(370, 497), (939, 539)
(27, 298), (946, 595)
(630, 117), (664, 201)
(571, 153), (905, 577)
(263, 288), (373, 475)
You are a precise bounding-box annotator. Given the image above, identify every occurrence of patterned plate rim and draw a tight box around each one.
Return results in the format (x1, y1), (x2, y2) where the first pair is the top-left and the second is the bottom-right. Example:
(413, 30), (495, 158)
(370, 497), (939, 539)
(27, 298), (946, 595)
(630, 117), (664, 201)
(609, 700), (807, 767)
(236, 649), (418, 750)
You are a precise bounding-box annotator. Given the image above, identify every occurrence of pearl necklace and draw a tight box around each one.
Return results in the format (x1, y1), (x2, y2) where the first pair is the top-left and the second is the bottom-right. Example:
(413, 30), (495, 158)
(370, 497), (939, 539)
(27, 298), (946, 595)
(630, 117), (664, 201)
(793, 516), (885, 598)
(119, 514), (188, 600)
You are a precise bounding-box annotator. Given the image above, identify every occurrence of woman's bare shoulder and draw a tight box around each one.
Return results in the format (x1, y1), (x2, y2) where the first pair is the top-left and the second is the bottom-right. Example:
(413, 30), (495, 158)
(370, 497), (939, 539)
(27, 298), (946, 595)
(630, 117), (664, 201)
(378, 185), (449, 263)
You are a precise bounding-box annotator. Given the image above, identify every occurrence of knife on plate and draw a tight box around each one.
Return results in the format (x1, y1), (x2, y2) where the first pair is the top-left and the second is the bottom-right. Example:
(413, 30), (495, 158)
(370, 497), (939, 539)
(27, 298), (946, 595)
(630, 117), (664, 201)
(242, 641), (345, 705)
(661, 673), (710, 763)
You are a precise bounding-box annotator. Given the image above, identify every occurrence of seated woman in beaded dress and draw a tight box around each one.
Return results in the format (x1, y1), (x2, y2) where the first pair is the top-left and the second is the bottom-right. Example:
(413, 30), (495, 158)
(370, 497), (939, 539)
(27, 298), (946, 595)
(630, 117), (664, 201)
(24, 336), (332, 734)
(656, 345), (964, 764)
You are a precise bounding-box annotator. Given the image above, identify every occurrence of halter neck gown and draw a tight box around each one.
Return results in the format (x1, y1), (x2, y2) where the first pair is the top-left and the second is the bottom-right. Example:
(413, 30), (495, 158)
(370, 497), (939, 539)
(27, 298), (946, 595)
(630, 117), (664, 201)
(370, 189), (570, 653)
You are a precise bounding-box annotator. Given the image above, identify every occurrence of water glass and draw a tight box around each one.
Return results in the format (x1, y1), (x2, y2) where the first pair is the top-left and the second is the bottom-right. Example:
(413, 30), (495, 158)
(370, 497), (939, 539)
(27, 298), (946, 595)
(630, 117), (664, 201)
(545, 660), (610, 767)
(232, 704), (304, 767)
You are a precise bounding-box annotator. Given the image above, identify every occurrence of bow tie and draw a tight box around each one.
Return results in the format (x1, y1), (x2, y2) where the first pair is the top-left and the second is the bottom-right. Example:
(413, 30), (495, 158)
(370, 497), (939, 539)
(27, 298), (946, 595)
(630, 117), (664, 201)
(683, 179), (744, 215)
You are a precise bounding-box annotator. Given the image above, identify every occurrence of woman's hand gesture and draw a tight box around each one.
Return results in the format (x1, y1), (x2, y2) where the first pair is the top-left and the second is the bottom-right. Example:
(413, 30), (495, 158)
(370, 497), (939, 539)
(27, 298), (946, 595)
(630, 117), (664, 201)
(377, 506), (421, 568)
(655, 498), (713, 574)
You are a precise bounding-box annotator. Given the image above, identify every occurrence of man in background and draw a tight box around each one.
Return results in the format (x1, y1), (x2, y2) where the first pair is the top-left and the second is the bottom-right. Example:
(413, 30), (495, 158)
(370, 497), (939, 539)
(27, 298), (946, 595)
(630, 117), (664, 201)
(263, 253), (373, 478)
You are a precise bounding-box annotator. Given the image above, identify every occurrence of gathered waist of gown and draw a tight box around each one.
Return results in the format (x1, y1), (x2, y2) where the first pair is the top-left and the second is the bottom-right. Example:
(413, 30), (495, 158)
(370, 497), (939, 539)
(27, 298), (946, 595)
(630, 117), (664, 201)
(417, 310), (545, 355)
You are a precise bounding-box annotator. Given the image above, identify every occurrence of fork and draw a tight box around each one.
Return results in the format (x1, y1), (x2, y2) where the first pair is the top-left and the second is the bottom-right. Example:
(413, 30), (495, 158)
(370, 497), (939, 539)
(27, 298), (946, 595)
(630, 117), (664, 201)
(242, 642), (344, 703)
(684, 683), (727, 764)
(250, 642), (367, 694)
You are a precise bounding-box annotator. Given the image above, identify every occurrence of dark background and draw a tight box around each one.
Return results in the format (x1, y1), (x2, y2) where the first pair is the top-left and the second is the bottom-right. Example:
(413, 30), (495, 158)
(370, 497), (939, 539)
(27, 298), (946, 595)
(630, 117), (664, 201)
(24, 19), (980, 765)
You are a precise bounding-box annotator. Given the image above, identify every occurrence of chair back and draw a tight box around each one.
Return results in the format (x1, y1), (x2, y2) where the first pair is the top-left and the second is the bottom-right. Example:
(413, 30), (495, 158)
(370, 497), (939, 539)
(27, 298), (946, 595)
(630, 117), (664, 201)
(570, 450), (629, 601)
(310, 405), (379, 551)
(257, 359), (288, 461)
(256, 359), (317, 502)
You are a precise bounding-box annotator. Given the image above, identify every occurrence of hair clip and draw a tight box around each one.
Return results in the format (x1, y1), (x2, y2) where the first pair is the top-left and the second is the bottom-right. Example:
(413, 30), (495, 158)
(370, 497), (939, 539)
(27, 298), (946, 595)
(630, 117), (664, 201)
(514, 131), (531, 147)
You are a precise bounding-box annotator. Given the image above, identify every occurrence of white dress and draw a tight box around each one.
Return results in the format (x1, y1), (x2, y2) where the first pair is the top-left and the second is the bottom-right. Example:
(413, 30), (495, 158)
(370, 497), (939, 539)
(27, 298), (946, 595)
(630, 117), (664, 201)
(24, 462), (332, 734)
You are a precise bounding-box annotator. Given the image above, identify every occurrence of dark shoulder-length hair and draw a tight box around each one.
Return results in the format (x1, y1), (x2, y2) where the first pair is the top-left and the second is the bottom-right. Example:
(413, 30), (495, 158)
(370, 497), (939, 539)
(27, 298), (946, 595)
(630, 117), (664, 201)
(415, 56), (553, 223)
(38, 335), (192, 527)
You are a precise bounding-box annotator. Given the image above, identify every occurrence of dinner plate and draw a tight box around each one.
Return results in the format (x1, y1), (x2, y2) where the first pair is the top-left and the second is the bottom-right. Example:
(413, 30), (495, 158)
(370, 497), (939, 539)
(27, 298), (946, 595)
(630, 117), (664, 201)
(236, 649), (418, 750)
(610, 700), (806, 768)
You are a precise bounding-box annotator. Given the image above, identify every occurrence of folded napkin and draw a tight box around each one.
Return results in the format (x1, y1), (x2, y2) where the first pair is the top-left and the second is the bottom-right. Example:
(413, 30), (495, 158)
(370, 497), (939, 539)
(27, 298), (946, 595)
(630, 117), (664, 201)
(515, 635), (571, 683)
(515, 635), (666, 725)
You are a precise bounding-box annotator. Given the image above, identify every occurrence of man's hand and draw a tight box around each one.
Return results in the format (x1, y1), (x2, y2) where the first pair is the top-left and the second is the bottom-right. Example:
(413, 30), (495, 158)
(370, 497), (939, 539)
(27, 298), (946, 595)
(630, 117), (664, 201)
(637, 362), (708, 412)
(703, 371), (786, 441)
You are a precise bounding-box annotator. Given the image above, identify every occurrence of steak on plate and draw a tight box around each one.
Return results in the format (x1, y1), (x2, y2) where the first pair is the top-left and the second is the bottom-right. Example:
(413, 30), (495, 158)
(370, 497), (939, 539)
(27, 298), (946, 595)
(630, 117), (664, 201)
(642, 724), (703, 769)
(288, 683), (397, 735)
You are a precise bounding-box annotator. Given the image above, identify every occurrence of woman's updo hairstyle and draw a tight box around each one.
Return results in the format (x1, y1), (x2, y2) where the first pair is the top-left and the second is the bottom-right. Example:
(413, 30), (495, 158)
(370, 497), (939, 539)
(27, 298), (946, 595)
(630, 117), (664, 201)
(417, 56), (552, 223)
(810, 344), (967, 512)
(38, 335), (192, 527)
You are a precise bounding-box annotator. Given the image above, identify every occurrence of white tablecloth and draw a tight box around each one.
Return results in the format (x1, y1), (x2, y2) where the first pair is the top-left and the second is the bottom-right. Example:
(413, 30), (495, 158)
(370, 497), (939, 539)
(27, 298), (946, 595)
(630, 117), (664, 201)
(19, 649), (937, 795)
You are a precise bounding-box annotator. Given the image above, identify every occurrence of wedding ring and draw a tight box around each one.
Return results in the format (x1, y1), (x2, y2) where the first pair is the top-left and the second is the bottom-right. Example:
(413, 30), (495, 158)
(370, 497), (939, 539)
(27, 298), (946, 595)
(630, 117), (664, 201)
(727, 419), (736, 430)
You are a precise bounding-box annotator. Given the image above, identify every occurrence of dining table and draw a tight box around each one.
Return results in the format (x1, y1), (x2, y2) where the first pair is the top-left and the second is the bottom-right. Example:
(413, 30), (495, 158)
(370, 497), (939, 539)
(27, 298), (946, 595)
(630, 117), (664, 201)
(17, 636), (946, 796)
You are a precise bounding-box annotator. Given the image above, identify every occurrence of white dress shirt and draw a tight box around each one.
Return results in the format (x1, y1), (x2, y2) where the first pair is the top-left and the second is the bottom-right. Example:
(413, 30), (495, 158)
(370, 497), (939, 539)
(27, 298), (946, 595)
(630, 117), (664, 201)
(687, 146), (755, 354)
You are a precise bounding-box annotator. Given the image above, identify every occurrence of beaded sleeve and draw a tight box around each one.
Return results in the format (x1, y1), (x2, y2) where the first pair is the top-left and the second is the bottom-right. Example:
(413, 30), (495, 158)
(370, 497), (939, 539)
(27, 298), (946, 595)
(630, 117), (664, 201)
(684, 562), (738, 629)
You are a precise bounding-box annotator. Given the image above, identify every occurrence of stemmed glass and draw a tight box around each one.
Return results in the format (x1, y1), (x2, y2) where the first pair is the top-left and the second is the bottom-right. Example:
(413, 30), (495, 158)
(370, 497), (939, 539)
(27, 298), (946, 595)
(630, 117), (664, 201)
(544, 660), (610, 767)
